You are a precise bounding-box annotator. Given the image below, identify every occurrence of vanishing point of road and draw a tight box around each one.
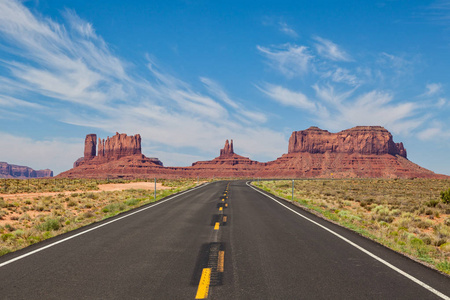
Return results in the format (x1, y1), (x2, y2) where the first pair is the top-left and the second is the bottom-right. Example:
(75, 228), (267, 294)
(1, 181), (450, 299)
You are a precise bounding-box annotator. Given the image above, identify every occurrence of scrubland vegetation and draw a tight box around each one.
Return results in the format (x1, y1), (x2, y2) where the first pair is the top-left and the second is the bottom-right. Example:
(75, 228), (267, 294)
(0, 178), (200, 256)
(255, 179), (450, 275)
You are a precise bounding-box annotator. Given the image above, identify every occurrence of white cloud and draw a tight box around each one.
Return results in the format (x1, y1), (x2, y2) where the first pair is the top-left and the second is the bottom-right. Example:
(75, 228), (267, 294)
(437, 97), (447, 108)
(417, 127), (442, 140)
(258, 83), (317, 112)
(423, 83), (443, 97)
(201, 77), (267, 123)
(323, 67), (359, 86)
(0, 0), (286, 173)
(313, 36), (351, 61)
(263, 82), (423, 135)
(0, 95), (43, 109)
(201, 77), (240, 109)
(257, 43), (313, 77)
(278, 21), (298, 38)
(0, 132), (82, 175)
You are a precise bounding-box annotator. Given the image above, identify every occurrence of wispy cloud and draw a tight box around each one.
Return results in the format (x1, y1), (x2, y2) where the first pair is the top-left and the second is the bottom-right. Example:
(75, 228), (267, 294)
(313, 36), (351, 62)
(417, 121), (450, 141)
(258, 83), (317, 112)
(322, 67), (359, 86)
(262, 82), (423, 135)
(257, 43), (313, 77)
(422, 82), (443, 96)
(278, 21), (298, 38)
(0, 0), (285, 173)
(201, 77), (267, 123)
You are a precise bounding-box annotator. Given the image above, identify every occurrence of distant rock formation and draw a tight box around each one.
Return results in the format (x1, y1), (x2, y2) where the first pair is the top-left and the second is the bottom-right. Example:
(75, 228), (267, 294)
(60, 133), (163, 178)
(74, 132), (146, 168)
(0, 162), (53, 179)
(98, 132), (142, 159)
(259, 126), (438, 178)
(288, 126), (407, 158)
(190, 139), (263, 177)
(220, 139), (234, 157)
(58, 127), (447, 179)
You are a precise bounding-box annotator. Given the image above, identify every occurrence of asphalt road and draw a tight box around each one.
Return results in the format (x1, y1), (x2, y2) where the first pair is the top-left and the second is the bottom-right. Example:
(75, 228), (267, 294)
(0, 180), (450, 299)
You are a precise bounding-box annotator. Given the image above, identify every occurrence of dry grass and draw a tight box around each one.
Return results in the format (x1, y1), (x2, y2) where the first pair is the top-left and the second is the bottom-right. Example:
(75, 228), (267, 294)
(255, 178), (450, 275)
(0, 178), (201, 256)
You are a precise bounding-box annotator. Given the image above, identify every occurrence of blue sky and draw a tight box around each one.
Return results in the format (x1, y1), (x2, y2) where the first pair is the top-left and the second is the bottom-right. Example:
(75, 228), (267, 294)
(0, 0), (449, 175)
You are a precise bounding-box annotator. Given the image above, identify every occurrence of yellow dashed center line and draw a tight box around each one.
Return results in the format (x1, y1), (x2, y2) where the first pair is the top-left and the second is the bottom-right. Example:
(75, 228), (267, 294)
(214, 222), (220, 230)
(195, 268), (211, 299)
(217, 251), (225, 272)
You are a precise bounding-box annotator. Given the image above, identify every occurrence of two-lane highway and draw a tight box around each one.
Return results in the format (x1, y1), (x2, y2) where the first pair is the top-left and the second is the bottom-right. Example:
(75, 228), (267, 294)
(0, 181), (449, 299)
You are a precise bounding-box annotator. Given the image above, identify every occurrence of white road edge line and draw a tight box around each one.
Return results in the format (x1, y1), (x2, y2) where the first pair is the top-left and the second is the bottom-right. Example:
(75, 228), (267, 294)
(0, 183), (210, 268)
(247, 182), (450, 300)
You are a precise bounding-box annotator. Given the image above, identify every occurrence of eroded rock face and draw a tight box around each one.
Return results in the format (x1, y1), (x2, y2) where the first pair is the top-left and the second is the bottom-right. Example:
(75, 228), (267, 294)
(288, 126), (407, 158)
(98, 132), (142, 159)
(84, 134), (97, 160)
(0, 162), (53, 178)
(220, 139), (234, 157)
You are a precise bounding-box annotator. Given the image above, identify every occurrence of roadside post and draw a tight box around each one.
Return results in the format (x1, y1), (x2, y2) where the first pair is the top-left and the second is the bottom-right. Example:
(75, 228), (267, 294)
(154, 178), (157, 200)
(292, 179), (294, 201)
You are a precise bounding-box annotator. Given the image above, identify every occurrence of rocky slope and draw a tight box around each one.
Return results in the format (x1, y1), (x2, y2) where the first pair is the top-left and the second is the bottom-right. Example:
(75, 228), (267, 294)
(0, 162), (53, 179)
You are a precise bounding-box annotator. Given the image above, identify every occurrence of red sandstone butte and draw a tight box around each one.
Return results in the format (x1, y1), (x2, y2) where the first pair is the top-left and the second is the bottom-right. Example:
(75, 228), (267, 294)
(58, 127), (447, 179)
(259, 126), (443, 179)
(288, 126), (407, 157)
(59, 133), (163, 179)
(190, 139), (263, 177)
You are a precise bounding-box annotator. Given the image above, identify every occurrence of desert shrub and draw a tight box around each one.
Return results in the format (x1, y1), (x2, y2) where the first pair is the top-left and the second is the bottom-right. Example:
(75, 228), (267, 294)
(426, 199), (440, 207)
(441, 189), (450, 204)
(410, 237), (424, 246)
(38, 218), (60, 231)
(445, 218), (450, 226)
(67, 200), (77, 207)
(5, 224), (15, 232)
(1, 233), (13, 242)
(417, 220), (432, 229)
(125, 198), (141, 206)
(83, 211), (95, 219)
(85, 193), (98, 200)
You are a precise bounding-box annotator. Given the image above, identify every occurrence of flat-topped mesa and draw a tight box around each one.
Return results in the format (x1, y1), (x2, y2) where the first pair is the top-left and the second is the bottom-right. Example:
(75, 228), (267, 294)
(0, 162), (53, 178)
(98, 132), (142, 159)
(288, 126), (407, 158)
(220, 139), (234, 157)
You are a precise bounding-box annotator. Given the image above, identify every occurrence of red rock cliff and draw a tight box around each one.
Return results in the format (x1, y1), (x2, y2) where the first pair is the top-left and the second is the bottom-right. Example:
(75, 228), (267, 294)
(98, 132), (142, 159)
(288, 126), (407, 158)
(220, 139), (234, 157)
(84, 134), (97, 160)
